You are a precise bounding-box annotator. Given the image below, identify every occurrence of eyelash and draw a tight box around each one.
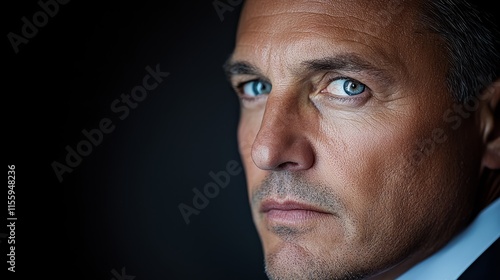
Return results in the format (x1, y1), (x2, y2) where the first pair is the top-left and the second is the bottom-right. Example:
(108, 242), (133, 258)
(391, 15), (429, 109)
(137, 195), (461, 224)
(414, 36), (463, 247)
(321, 76), (371, 105)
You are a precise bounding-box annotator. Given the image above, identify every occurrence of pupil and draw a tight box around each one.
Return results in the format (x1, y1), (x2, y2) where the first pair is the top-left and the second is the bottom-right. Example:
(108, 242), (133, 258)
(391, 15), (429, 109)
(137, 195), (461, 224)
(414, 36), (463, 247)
(253, 82), (261, 94)
(344, 80), (364, 95)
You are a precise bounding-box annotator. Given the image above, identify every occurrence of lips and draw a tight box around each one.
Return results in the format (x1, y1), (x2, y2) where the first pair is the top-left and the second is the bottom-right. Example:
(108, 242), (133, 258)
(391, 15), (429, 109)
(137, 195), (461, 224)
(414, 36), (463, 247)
(260, 200), (329, 213)
(260, 199), (331, 225)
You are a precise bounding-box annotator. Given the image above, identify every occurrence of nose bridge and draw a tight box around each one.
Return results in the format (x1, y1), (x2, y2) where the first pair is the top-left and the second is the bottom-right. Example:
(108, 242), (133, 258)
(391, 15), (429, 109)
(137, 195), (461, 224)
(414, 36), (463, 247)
(262, 90), (299, 136)
(251, 85), (315, 171)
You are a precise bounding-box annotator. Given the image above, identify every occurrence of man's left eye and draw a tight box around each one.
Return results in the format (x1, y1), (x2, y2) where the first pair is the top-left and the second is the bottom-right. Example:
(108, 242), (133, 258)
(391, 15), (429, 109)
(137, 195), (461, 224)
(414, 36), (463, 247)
(324, 78), (366, 97)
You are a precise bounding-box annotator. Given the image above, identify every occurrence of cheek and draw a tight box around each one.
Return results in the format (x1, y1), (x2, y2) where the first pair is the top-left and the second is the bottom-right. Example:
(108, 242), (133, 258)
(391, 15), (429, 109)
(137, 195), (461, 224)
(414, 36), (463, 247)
(314, 105), (464, 246)
(316, 110), (416, 199)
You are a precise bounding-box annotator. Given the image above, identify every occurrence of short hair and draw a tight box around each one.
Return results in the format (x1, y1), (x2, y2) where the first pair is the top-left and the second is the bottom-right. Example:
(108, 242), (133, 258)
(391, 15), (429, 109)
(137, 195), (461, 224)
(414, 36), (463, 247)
(421, 0), (500, 103)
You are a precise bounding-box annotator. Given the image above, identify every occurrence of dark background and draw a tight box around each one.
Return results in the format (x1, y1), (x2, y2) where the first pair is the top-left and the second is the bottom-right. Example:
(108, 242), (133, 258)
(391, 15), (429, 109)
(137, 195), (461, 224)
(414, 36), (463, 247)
(4, 0), (267, 279)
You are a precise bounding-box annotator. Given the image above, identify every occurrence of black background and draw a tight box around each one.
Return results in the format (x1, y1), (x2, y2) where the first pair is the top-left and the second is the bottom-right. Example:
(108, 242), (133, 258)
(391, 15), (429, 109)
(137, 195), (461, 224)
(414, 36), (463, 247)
(4, 0), (267, 279)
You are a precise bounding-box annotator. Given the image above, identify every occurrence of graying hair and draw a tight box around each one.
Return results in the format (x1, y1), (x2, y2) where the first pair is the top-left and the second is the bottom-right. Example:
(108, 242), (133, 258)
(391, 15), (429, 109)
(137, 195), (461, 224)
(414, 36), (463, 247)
(421, 0), (500, 102)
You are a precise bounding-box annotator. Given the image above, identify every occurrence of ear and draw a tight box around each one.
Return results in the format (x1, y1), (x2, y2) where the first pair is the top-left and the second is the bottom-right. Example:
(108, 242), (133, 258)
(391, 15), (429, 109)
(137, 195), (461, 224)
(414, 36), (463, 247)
(480, 78), (500, 170)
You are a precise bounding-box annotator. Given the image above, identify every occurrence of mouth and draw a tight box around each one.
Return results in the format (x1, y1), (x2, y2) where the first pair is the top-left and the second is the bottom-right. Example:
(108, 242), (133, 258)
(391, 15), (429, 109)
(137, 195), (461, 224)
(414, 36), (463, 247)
(260, 199), (332, 226)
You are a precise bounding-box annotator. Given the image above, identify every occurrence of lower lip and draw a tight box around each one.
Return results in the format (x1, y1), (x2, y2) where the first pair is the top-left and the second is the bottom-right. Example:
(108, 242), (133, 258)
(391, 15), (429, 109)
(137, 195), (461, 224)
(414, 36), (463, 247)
(265, 209), (330, 224)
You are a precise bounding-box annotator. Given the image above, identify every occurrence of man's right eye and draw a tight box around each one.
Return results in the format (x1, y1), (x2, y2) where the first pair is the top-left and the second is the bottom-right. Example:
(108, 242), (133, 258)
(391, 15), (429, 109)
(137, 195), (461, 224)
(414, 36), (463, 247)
(240, 80), (272, 97)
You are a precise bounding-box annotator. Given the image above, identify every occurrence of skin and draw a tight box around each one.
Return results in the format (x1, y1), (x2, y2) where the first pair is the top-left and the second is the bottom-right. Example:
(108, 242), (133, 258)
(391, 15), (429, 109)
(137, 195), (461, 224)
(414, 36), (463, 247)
(226, 0), (500, 279)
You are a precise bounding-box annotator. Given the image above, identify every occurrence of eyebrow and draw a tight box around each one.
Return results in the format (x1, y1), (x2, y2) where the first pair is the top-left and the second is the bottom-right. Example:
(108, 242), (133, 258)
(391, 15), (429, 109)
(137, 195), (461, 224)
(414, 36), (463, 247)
(223, 58), (262, 81)
(224, 53), (394, 87)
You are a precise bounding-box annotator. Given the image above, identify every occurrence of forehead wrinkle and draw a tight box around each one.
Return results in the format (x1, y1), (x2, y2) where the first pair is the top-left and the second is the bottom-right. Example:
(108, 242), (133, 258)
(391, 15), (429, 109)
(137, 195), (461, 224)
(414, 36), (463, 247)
(238, 12), (406, 60)
(240, 0), (396, 20)
(236, 30), (405, 83)
(240, 13), (348, 37)
(240, 0), (342, 18)
(245, 10), (350, 21)
(244, 8), (388, 30)
(239, 0), (420, 45)
(240, 0), (409, 25)
(238, 28), (401, 65)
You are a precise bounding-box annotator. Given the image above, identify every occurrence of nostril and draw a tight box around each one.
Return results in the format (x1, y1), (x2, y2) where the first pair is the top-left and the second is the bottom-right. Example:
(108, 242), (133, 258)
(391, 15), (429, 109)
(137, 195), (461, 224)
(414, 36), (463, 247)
(277, 161), (300, 170)
(251, 134), (315, 171)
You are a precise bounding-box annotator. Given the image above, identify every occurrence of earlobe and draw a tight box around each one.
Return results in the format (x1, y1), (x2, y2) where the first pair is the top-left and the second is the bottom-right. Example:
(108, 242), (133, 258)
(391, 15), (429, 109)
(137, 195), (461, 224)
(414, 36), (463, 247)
(480, 79), (500, 170)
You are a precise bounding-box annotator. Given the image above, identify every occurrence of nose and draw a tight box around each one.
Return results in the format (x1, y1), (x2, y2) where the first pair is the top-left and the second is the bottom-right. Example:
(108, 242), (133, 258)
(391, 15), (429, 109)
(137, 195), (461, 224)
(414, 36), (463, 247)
(251, 93), (315, 171)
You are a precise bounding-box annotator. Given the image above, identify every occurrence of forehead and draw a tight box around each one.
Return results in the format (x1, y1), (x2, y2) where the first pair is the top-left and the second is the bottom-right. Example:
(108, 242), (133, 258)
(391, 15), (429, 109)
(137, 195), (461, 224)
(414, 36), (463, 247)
(238, 0), (415, 29)
(233, 0), (433, 76)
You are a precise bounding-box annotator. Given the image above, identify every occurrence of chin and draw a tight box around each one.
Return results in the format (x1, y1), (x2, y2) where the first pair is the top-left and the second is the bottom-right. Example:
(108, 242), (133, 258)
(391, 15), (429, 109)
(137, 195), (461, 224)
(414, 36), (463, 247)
(263, 241), (374, 280)
(260, 230), (372, 280)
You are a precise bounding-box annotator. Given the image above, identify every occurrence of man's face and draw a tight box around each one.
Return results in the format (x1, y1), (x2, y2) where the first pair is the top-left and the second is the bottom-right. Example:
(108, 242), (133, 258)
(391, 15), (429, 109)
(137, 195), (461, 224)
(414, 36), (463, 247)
(228, 0), (483, 279)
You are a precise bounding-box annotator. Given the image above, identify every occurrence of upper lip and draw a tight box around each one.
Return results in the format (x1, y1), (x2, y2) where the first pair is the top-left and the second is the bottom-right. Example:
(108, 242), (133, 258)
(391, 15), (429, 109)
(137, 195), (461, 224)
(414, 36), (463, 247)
(260, 199), (330, 214)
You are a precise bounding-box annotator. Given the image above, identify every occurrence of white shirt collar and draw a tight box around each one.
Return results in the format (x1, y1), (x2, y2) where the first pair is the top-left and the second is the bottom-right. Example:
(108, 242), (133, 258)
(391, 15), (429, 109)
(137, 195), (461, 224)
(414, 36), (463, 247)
(397, 197), (500, 280)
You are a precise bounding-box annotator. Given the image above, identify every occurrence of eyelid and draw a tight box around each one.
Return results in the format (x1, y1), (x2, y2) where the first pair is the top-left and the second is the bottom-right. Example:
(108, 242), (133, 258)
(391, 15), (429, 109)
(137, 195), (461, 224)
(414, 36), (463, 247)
(320, 76), (368, 93)
(236, 76), (271, 87)
(317, 75), (371, 106)
(236, 79), (257, 89)
(236, 78), (272, 95)
(325, 75), (364, 86)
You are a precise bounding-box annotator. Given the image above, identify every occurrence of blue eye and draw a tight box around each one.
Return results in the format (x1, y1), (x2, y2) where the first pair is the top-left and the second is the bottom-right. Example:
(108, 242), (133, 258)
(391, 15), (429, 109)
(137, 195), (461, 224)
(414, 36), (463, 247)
(241, 80), (272, 97)
(326, 78), (366, 97)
